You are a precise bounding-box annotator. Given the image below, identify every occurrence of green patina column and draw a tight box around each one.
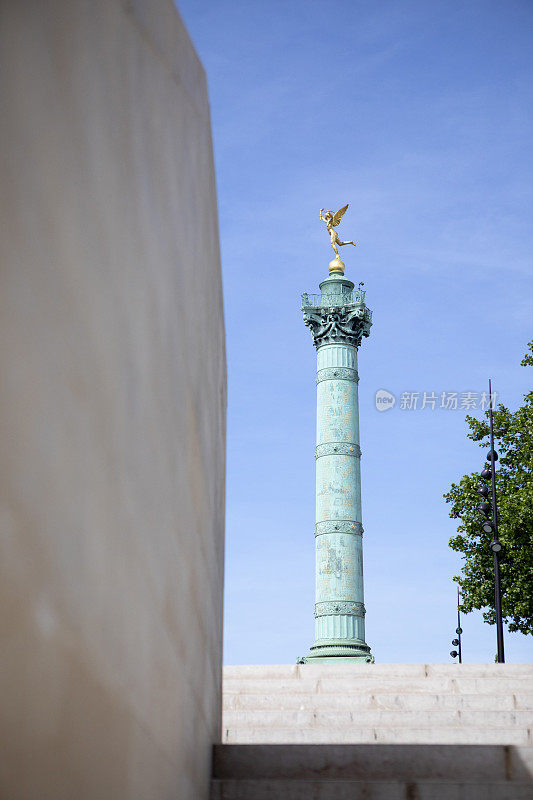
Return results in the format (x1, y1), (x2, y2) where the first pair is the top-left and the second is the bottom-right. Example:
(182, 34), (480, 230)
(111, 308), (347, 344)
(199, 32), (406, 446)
(299, 256), (374, 663)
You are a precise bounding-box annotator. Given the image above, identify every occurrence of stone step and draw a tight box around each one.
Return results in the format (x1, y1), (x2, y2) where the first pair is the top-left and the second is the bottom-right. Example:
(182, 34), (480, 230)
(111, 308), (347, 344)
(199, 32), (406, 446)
(211, 744), (533, 800)
(223, 727), (532, 745)
(210, 779), (533, 799)
(225, 691), (533, 711)
(223, 664), (533, 679)
(213, 743), (533, 781)
(224, 708), (533, 728)
(224, 677), (533, 694)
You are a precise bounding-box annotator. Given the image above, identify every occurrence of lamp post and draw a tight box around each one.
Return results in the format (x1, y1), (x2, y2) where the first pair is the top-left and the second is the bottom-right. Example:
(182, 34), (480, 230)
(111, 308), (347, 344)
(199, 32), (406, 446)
(476, 379), (505, 663)
(450, 587), (462, 663)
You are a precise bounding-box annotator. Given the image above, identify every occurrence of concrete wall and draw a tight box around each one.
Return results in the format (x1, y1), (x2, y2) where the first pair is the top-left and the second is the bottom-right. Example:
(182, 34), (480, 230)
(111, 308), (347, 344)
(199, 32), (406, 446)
(0, 2), (226, 798)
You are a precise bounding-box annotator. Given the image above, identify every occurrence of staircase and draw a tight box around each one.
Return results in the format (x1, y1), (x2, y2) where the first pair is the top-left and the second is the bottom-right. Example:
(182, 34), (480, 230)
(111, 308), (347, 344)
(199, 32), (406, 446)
(211, 664), (533, 798)
(222, 664), (533, 744)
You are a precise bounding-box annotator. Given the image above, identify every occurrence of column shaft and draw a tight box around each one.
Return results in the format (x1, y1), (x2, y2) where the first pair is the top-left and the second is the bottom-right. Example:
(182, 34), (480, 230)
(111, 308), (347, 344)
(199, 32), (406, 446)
(312, 343), (368, 657)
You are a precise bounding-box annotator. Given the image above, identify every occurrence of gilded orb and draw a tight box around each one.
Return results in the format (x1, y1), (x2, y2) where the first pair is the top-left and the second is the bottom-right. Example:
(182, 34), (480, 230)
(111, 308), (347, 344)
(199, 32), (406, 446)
(329, 257), (345, 275)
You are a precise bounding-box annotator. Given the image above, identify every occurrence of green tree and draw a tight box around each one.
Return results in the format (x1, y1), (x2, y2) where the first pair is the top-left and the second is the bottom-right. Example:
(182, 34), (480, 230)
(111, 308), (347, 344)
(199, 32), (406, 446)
(444, 341), (533, 635)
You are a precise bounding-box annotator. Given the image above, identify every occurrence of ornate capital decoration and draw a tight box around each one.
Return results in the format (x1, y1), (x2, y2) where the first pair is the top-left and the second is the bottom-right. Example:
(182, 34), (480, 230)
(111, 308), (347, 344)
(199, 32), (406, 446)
(316, 367), (359, 384)
(316, 442), (362, 459)
(315, 520), (364, 536)
(315, 601), (366, 618)
(304, 305), (372, 349)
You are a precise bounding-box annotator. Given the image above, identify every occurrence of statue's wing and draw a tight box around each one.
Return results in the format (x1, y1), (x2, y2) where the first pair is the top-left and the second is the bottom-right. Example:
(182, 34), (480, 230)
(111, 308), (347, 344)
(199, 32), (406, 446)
(331, 204), (349, 227)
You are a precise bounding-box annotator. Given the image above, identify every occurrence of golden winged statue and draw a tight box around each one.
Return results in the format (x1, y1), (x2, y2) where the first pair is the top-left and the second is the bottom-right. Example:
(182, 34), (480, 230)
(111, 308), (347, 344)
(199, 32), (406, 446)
(320, 204), (357, 258)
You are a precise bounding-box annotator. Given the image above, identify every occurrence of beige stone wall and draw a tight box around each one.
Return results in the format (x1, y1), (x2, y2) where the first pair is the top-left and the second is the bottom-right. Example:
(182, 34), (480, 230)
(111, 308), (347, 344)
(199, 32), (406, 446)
(0, 2), (226, 798)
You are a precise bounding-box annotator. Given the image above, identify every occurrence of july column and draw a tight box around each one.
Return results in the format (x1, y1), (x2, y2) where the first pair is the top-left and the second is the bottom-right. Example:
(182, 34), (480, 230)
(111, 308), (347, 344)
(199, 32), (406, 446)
(301, 262), (373, 663)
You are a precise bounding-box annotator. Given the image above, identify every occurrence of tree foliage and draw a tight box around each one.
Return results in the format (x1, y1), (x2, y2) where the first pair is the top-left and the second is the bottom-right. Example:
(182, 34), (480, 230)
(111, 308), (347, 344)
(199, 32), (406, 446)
(444, 341), (533, 635)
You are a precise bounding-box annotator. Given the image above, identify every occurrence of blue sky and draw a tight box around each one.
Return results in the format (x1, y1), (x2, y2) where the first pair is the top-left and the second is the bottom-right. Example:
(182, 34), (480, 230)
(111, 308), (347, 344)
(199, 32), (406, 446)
(178, 0), (533, 664)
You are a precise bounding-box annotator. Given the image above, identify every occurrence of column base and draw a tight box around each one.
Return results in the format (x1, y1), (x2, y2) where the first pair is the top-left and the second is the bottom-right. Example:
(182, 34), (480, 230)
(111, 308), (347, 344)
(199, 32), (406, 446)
(298, 638), (374, 664)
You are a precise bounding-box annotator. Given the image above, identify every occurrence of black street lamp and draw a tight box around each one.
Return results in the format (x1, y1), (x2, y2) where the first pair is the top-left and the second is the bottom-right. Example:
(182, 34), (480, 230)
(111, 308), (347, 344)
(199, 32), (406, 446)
(450, 587), (462, 663)
(475, 379), (505, 663)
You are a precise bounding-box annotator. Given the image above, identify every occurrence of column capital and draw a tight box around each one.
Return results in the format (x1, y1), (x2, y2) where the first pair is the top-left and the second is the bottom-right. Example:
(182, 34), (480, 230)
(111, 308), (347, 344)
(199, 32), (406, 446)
(303, 304), (372, 349)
